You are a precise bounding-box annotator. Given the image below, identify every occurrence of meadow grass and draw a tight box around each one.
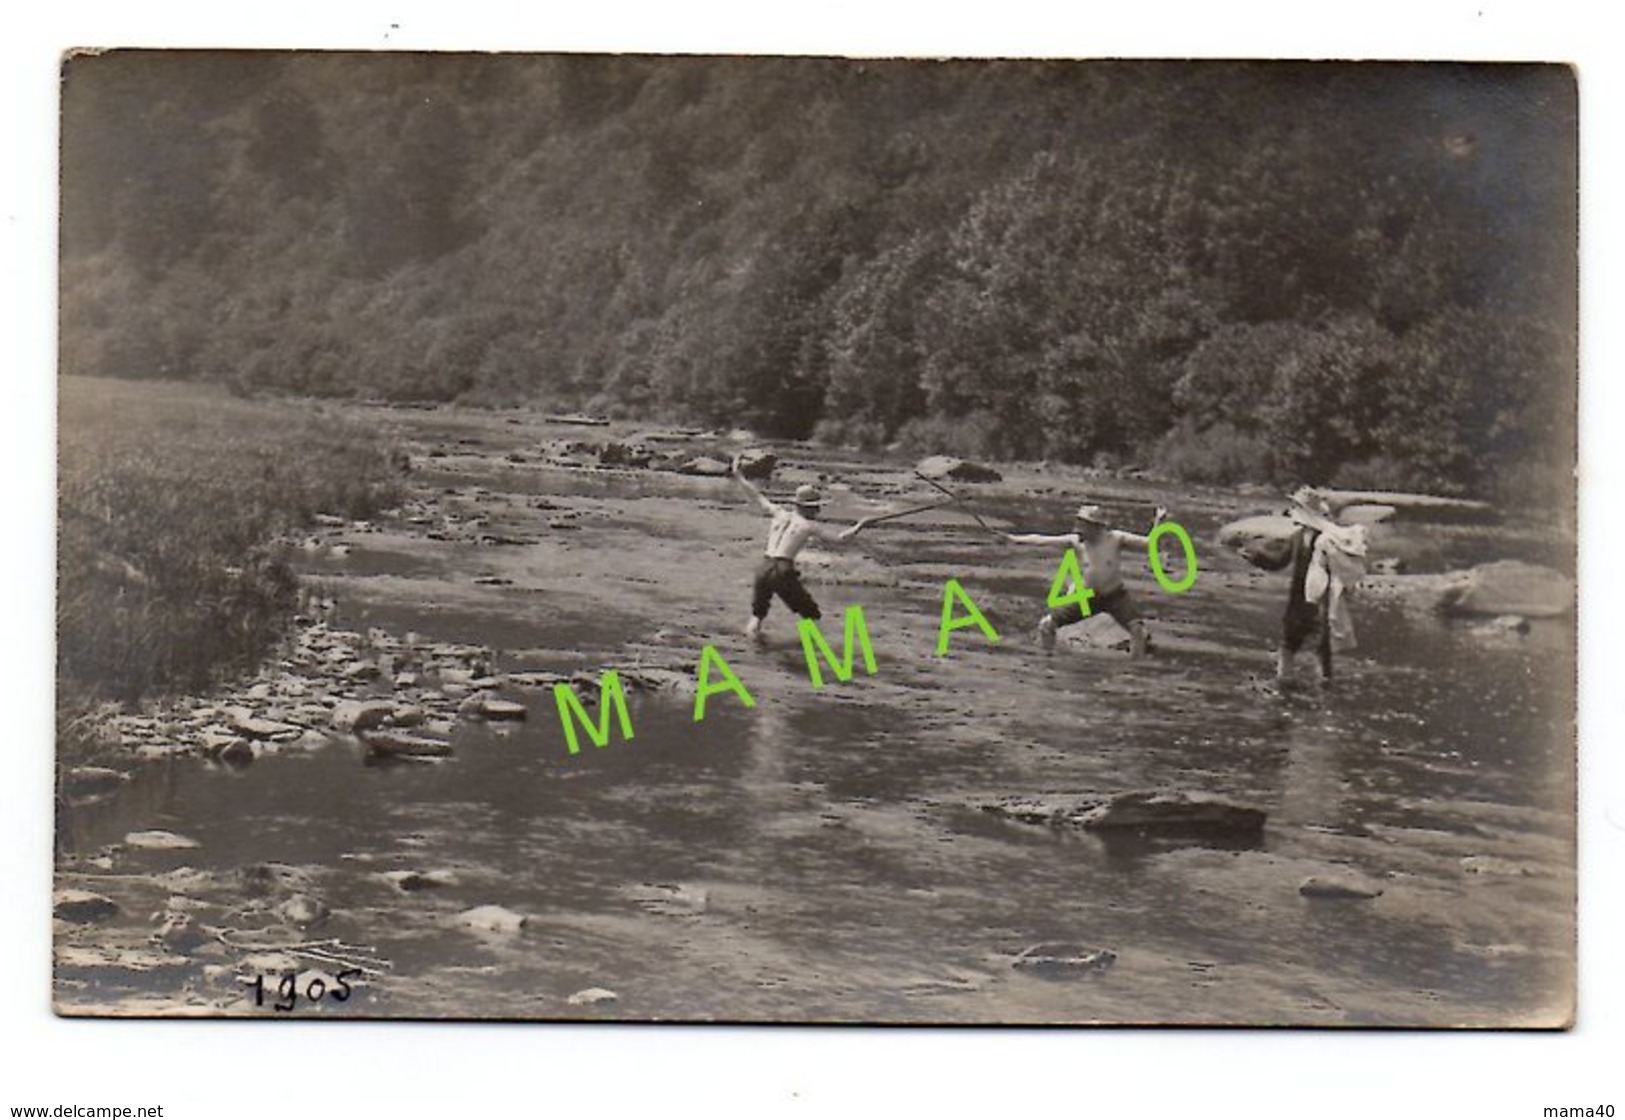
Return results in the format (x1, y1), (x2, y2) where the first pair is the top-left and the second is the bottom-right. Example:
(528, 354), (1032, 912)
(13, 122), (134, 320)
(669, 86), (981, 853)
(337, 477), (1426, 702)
(58, 377), (405, 727)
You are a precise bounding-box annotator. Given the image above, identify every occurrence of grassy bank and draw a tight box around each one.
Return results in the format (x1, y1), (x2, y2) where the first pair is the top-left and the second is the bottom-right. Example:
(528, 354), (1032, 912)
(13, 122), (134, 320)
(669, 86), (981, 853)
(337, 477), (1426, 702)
(57, 378), (405, 732)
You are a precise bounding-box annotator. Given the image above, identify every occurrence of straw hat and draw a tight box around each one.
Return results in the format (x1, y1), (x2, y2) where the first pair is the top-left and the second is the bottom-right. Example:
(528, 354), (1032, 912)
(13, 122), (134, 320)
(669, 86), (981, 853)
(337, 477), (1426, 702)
(1289, 486), (1332, 516)
(793, 484), (825, 508)
(1074, 503), (1107, 525)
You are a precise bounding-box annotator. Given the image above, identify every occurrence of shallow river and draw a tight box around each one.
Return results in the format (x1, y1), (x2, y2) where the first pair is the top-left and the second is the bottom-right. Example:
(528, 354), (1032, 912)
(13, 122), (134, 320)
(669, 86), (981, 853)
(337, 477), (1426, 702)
(56, 416), (1575, 1025)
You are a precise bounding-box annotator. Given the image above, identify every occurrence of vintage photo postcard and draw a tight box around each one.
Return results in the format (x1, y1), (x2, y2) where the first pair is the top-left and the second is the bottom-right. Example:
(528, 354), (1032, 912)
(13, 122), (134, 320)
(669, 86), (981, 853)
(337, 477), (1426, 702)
(54, 52), (1577, 1025)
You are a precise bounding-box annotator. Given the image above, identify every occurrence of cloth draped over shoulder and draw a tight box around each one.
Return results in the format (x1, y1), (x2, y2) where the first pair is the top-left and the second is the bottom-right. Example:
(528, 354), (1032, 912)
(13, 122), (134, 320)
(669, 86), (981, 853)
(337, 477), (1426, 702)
(1290, 507), (1369, 649)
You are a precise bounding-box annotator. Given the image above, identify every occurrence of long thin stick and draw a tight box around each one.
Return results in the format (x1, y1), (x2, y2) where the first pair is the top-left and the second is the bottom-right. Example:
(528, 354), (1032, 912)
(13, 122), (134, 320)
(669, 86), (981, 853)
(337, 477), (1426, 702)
(862, 497), (958, 527)
(913, 471), (1004, 538)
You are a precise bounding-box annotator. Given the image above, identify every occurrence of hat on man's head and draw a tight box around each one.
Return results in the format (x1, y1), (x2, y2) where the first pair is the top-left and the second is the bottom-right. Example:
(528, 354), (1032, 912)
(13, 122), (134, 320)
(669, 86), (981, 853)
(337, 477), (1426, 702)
(1074, 503), (1107, 525)
(794, 484), (825, 507)
(1289, 486), (1332, 516)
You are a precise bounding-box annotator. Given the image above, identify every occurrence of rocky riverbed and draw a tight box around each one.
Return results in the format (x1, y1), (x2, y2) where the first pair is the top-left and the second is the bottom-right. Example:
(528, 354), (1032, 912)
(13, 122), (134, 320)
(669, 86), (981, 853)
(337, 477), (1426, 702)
(54, 399), (1575, 1024)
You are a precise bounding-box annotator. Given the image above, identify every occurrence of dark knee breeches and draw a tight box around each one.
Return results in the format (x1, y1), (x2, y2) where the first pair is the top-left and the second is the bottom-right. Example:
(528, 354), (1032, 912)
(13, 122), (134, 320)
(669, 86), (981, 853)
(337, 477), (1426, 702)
(752, 557), (822, 620)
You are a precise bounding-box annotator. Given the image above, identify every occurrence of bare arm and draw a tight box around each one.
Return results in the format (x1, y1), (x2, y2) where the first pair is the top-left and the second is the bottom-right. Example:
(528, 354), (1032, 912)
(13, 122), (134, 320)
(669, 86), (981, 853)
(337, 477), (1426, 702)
(835, 517), (874, 542)
(730, 458), (782, 516)
(1111, 506), (1170, 546)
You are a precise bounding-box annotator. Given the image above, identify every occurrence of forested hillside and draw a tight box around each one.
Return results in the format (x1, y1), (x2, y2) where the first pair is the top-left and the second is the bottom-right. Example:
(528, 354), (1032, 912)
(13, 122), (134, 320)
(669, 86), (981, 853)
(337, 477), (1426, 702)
(59, 53), (1576, 501)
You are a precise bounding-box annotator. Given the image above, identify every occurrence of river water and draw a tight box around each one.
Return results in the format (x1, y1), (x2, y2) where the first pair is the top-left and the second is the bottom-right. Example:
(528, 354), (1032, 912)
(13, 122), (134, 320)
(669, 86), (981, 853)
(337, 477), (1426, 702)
(55, 417), (1575, 1025)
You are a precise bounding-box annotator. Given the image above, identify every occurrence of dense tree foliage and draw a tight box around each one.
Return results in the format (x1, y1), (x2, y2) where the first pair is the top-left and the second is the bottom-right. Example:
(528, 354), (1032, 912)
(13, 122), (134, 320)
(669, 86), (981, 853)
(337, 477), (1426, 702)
(60, 53), (1576, 502)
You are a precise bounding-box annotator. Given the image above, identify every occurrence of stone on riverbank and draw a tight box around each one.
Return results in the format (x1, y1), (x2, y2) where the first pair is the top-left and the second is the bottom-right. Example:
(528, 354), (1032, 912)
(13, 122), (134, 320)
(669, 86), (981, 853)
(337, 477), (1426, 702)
(224, 707), (300, 740)
(333, 700), (395, 733)
(363, 731), (453, 759)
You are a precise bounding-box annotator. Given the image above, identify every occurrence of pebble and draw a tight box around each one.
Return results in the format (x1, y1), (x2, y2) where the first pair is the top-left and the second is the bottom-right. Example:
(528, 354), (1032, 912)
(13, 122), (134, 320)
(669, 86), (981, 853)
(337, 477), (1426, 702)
(456, 904), (526, 933)
(53, 888), (119, 924)
(566, 987), (619, 1006)
(124, 829), (202, 851)
(1299, 876), (1383, 900)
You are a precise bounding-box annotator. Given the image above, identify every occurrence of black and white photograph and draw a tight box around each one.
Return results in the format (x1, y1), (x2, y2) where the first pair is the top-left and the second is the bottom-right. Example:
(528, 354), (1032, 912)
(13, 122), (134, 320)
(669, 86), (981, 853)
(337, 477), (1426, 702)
(50, 49), (1581, 1031)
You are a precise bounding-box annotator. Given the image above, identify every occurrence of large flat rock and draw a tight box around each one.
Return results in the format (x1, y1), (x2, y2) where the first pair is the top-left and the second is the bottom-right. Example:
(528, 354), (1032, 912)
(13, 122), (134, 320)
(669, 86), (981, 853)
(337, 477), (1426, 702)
(1435, 560), (1575, 618)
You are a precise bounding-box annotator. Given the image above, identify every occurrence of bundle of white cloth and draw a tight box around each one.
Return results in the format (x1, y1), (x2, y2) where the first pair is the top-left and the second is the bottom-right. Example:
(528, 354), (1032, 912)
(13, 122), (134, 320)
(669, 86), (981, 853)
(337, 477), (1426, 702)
(1289, 506), (1369, 649)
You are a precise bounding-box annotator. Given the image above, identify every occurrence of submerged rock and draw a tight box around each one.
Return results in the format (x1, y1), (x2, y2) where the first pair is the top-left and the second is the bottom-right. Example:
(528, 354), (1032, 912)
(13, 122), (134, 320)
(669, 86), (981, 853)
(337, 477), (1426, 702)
(983, 791), (1266, 837)
(457, 695), (527, 721)
(382, 869), (460, 892)
(1011, 943), (1116, 978)
(916, 454), (1003, 483)
(124, 829), (202, 851)
(1299, 875), (1383, 900)
(1076, 792), (1267, 834)
(1435, 560), (1574, 618)
(274, 893), (330, 926)
(566, 986), (619, 1006)
(62, 766), (129, 799)
(54, 888), (119, 924)
(456, 904), (526, 933)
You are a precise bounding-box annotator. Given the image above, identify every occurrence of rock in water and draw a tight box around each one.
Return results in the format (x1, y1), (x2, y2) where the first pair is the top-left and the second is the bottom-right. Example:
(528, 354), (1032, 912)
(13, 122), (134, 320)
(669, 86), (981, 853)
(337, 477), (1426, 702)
(1011, 943), (1116, 979)
(1216, 514), (1297, 572)
(733, 449), (778, 480)
(1058, 612), (1132, 651)
(63, 766), (129, 798)
(124, 829), (202, 851)
(275, 893), (331, 926)
(674, 455), (732, 477)
(915, 454), (1003, 483)
(1079, 792), (1266, 835)
(456, 904), (526, 933)
(382, 869), (460, 892)
(54, 888), (119, 924)
(566, 987), (619, 1006)
(1299, 876), (1383, 900)
(983, 791), (1266, 837)
(363, 731), (453, 759)
(595, 441), (656, 469)
(1436, 560), (1575, 618)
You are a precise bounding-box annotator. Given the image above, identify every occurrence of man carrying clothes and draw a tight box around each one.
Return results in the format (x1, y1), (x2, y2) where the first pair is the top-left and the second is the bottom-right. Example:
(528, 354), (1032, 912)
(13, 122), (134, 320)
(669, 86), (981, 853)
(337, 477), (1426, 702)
(1006, 502), (1168, 659)
(732, 458), (872, 643)
(1278, 487), (1368, 685)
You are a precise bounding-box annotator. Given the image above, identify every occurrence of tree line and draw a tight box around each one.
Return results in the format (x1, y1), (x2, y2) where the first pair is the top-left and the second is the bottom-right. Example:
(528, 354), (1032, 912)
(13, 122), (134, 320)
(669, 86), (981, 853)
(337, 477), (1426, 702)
(59, 53), (1576, 503)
